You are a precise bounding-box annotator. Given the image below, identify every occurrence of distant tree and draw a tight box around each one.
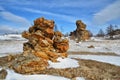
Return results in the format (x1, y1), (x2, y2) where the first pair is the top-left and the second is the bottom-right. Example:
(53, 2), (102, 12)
(60, 26), (64, 33)
(96, 29), (105, 37)
(106, 24), (114, 39)
(64, 32), (69, 37)
(54, 24), (59, 31)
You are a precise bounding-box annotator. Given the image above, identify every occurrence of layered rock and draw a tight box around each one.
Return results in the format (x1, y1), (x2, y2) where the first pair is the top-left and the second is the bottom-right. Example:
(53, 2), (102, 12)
(9, 17), (69, 73)
(70, 20), (90, 42)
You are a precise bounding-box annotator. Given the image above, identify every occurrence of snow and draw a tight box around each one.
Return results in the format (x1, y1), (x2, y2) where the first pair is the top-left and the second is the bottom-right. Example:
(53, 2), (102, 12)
(68, 39), (120, 55)
(0, 34), (25, 41)
(0, 68), (85, 80)
(0, 40), (26, 56)
(5, 69), (70, 80)
(48, 57), (79, 68)
(76, 77), (85, 80)
(69, 55), (120, 66)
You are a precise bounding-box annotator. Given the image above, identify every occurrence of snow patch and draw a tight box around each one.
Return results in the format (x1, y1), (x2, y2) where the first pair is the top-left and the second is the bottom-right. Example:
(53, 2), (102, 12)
(5, 69), (70, 80)
(76, 77), (85, 80)
(48, 57), (79, 68)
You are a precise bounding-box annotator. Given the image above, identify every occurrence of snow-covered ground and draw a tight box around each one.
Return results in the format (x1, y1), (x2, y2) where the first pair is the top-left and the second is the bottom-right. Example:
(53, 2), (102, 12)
(0, 57), (84, 80)
(0, 34), (26, 55)
(0, 34), (25, 41)
(0, 35), (120, 80)
(5, 69), (85, 80)
(68, 38), (120, 55)
(48, 57), (79, 68)
(0, 67), (85, 80)
(0, 40), (25, 55)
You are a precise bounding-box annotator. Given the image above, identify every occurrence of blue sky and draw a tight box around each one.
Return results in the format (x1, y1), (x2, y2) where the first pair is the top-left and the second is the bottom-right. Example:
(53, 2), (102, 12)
(0, 0), (120, 34)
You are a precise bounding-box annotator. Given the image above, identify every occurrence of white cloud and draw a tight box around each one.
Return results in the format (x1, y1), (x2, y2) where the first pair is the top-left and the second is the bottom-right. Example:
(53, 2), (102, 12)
(93, 0), (120, 25)
(0, 6), (4, 11)
(0, 25), (28, 34)
(0, 6), (30, 27)
(0, 11), (30, 26)
(0, 25), (20, 34)
(22, 8), (78, 23)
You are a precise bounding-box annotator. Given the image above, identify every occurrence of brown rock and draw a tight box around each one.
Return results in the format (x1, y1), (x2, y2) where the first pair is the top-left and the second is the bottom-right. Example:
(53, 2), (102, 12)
(9, 17), (69, 74)
(0, 69), (7, 79)
(60, 53), (68, 58)
(13, 58), (49, 73)
(22, 31), (30, 39)
(34, 52), (49, 60)
(70, 20), (90, 41)
(54, 31), (63, 37)
(54, 39), (69, 53)
(87, 45), (94, 48)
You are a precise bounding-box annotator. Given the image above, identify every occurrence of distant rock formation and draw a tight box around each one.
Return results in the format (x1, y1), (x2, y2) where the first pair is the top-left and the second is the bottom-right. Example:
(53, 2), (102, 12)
(70, 20), (90, 42)
(7, 17), (69, 73)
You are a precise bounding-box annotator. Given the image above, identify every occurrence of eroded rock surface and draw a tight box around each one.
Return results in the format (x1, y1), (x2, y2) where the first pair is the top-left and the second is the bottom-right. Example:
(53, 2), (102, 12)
(5, 17), (69, 73)
(70, 20), (90, 42)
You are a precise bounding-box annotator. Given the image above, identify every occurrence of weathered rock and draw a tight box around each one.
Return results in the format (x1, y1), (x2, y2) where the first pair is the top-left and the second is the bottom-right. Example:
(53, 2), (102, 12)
(0, 69), (7, 79)
(70, 20), (90, 41)
(87, 45), (94, 48)
(10, 17), (69, 73)
(53, 39), (69, 53)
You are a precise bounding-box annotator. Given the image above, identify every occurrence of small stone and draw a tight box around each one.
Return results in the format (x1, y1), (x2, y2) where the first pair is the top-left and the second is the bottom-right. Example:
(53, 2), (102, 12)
(0, 69), (7, 79)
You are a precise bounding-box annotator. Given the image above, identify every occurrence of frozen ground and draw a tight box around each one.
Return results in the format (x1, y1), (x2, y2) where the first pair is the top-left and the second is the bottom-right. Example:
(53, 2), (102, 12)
(48, 57), (79, 68)
(0, 68), (85, 80)
(0, 34), (120, 80)
(68, 38), (120, 55)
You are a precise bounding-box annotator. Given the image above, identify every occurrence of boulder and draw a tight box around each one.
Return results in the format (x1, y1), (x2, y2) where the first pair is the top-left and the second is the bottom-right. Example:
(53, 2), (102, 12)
(0, 69), (7, 79)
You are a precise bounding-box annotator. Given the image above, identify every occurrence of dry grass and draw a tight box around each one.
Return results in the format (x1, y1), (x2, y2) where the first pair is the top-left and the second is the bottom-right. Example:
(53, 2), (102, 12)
(68, 51), (119, 56)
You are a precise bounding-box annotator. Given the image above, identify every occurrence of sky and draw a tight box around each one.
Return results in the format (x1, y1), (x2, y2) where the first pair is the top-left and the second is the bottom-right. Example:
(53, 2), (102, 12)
(0, 0), (120, 35)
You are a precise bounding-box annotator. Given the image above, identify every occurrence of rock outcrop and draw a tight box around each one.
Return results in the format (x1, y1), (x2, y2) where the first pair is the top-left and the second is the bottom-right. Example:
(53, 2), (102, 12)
(9, 17), (69, 73)
(70, 20), (90, 42)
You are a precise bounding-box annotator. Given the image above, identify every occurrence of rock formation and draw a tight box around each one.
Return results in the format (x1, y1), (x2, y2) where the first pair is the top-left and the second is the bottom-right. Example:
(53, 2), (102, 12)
(70, 20), (90, 42)
(8, 17), (69, 73)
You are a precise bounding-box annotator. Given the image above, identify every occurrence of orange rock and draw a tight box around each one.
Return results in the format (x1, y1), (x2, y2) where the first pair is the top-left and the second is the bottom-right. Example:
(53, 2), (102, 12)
(44, 28), (54, 39)
(45, 38), (53, 44)
(22, 31), (30, 39)
(34, 52), (49, 60)
(54, 31), (63, 37)
(38, 40), (50, 47)
(45, 51), (58, 59)
(54, 41), (69, 53)
(60, 52), (68, 58)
